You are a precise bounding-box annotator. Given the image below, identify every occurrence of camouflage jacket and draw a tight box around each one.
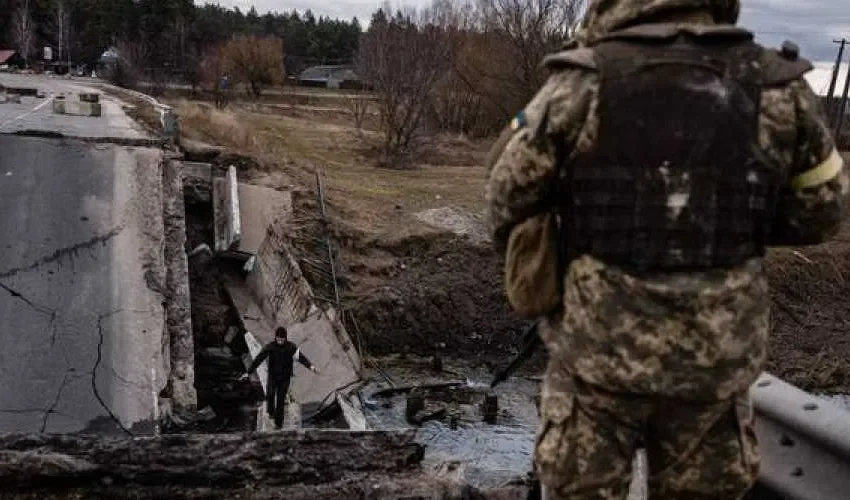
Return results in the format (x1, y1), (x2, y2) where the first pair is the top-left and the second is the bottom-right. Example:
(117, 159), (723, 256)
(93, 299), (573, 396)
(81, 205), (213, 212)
(486, 0), (849, 400)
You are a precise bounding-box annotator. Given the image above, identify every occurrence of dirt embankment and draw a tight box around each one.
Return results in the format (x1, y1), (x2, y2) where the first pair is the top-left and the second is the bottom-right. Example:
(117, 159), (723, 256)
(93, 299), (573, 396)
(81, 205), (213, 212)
(343, 233), (524, 363)
(766, 225), (850, 394)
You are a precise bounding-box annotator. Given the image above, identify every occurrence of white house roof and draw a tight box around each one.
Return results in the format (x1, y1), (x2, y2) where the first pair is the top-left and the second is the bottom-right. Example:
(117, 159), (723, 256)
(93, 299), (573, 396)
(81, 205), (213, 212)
(806, 62), (850, 98)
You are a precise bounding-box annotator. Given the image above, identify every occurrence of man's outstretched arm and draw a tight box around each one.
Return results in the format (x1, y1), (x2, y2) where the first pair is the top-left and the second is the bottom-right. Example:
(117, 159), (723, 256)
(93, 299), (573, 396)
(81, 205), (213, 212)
(294, 347), (318, 373)
(243, 344), (271, 377)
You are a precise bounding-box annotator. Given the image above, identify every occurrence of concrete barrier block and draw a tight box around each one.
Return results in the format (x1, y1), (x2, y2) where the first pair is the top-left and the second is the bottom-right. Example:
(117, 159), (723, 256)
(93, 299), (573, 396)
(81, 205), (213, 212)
(55, 99), (101, 117)
(7, 87), (37, 96)
(79, 92), (100, 103)
(160, 106), (179, 138)
(72, 102), (102, 117)
(52, 97), (66, 114)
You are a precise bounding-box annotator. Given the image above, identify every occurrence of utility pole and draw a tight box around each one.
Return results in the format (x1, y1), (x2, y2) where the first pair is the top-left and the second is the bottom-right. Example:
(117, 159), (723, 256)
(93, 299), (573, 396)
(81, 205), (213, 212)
(835, 52), (850, 141)
(827, 39), (847, 126)
(826, 38), (847, 110)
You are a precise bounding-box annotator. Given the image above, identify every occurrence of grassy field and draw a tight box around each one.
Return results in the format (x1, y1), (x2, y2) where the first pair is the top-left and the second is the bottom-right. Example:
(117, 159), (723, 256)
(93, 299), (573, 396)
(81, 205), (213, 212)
(173, 99), (492, 237)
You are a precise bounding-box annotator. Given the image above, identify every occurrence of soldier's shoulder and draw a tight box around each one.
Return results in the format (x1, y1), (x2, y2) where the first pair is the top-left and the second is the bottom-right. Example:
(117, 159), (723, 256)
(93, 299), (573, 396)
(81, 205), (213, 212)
(543, 47), (598, 72)
(756, 40), (814, 86)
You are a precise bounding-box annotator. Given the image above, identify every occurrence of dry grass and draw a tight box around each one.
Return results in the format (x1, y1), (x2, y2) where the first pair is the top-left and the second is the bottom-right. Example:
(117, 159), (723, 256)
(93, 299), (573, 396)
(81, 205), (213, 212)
(100, 87), (163, 134)
(177, 101), (256, 151)
(172, 99), (492, 237)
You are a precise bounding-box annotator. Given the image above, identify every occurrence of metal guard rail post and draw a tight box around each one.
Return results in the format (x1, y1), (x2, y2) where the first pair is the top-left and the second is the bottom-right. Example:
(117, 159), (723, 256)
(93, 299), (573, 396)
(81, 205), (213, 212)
(752, 373), (850, 500)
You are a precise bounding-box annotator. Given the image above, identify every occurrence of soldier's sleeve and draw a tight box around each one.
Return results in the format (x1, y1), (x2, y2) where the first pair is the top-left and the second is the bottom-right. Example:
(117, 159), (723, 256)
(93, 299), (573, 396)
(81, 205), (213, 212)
(770, 79), (850, 246)
(485, 70), (594, 254)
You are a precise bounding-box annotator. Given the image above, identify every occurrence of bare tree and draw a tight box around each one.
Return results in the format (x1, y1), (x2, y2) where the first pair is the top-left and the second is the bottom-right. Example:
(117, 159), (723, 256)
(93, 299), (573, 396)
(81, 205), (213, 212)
(13, 0), (35, 68)
(345, 94), (373, 135)
(469, 0), (585, 106)
(222, 35), (285, 99)
(49, 0), (70, 70)
(200, 44), (231, 109)
(356, 1), (469, 165)
(110, 38), (151, 89)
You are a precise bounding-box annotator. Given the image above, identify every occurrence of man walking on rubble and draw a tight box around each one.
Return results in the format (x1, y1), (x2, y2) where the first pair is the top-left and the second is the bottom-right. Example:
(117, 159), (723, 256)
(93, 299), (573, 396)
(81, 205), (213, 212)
(241, 327), (320, 429)
(486, 0), (849, 498)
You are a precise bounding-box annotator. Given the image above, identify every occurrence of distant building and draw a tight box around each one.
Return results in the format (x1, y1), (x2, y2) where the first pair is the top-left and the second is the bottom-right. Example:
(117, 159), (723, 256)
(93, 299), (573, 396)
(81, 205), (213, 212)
(0, 49), (25, 69)
(298, 65), (363, 89)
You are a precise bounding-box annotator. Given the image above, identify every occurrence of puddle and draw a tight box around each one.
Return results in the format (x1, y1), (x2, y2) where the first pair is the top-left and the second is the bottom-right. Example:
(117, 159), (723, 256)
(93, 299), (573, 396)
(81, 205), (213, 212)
(360, 374), (539, 488)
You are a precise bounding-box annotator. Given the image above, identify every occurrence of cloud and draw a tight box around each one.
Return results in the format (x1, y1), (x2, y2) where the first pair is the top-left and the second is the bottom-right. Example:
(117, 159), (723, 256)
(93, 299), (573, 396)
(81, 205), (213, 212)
(740, 0), (850, 62)
(199, 0), (392, 23)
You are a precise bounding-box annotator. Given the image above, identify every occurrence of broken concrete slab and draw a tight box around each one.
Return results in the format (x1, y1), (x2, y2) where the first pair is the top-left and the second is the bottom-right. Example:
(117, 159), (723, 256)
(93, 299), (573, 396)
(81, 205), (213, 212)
(286, 312), (361, 405)
(227, 281), (361, 407)
(247, 227), (315, 326)
(162, 160), (197, 415)
(244, 331), (270, 397)
(224, 278), (275, 339)
(181, 161), (212, 184)
(237, 183), (292, 255)
(212, 166), (241, 253)
(337, 392), (368, 431)
(181, 161), (213, 204)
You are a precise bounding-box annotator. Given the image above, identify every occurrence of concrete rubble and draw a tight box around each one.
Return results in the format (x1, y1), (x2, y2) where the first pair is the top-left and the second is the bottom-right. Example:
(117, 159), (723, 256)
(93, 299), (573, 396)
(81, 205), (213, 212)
(162, 159), (198, 416)
(0, 430), (534, 499)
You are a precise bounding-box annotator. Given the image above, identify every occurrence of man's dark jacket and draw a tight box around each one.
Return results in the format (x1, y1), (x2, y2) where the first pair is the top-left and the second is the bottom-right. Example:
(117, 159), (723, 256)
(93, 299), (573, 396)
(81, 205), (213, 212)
(247, 340), (313, 380)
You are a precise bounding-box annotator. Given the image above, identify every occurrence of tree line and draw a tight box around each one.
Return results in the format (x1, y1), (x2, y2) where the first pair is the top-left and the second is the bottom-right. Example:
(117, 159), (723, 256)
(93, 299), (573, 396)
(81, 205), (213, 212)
(0, 0), (360, 76)
(1, 0), (587, 163)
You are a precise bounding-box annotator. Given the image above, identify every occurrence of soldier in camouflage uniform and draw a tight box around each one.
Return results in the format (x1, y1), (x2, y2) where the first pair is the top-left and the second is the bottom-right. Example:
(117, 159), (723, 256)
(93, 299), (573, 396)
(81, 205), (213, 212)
(486, 0), (849, 499)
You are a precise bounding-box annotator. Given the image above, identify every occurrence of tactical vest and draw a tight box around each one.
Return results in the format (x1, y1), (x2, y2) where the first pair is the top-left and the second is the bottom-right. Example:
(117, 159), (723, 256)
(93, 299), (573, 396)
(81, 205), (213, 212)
(545, 25), (813, 272)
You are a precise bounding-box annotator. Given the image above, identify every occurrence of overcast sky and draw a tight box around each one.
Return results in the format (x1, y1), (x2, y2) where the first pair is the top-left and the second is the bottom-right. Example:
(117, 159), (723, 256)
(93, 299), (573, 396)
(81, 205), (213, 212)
(203, 0), (850, 94)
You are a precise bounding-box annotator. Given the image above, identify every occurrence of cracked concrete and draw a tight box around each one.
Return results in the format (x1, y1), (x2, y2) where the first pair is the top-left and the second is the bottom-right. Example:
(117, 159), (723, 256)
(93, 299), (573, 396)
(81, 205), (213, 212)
(0, 134), (168, 435)
(0, 227), (124, 280)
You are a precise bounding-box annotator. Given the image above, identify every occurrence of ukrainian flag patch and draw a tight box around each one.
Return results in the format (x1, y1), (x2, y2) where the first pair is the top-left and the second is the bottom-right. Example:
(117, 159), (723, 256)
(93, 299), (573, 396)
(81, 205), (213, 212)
(511, 111), (527, 131)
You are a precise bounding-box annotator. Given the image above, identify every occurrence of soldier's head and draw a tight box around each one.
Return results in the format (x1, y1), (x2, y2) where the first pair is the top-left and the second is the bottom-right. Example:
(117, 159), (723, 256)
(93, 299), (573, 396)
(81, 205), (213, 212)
(576, 0), (741, 45)
(275, 327), (287, 343)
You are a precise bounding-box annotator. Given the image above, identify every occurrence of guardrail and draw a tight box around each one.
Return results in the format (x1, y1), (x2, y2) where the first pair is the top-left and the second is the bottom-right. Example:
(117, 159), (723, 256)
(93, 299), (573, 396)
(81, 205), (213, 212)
(96, 83), (178, 138)
(753, 373), (850, 500)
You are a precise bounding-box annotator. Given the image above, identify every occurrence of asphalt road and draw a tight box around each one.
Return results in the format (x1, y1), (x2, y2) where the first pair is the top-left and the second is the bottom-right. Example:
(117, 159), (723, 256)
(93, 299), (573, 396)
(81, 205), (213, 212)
(0, 73), (147, 138)
(0, 75), (166, 435)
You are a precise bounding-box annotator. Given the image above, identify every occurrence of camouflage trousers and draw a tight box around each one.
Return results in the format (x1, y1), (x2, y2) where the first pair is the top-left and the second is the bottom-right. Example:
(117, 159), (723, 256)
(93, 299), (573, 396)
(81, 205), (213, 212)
(535, 365), (760, 500)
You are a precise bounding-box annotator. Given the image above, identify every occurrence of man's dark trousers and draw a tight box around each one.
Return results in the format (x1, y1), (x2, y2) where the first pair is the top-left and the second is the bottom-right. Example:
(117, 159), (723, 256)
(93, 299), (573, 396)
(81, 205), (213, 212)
(267, 375), (291, 428)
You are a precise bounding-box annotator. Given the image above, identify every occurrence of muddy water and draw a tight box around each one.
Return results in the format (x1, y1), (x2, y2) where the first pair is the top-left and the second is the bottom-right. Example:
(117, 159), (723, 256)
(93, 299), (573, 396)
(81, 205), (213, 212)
(360, 372), (540, 488)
